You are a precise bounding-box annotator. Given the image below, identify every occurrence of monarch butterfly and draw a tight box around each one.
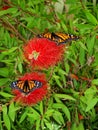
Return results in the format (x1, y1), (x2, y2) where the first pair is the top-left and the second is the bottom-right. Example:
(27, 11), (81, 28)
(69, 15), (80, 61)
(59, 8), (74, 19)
(38, 32), (79, 45)
(11, 80), (42, 94)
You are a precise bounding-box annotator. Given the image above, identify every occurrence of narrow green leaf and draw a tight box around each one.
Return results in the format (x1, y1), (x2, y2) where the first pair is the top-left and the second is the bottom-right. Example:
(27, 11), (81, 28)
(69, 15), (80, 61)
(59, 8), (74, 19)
(19, 0), (26, 9)
(2, 47), (18, 55)
(78, 121), (84, 130)
(0, 68), (9, 77)
(19, 111), (28, 123)
(17, 62), (23, 73)
(71, 123), (79, 130)
(53, 103), (71, 121)
(62, 106), (71, 121)
(64, 63), (70, 73)
(54, 94), (76, 101)
(0, 8), (18, 17)
(84, 86), (97, 95)
(0, 92), (13, 98)
(39, 101), (43, 115)
(44, 119), (52, 130)
(71, 122), (84, 130)
(76, 24), (94, 30)
(45, 109), (55, 117)
(0, 116), (3, 130)
(92, 79), (98, 85)
(0, 54), (5, 61)
(28, 108), (40, 118)
(53, 75), (62, 87)
(85, 11), (98, 25)
(86, 98), (98, 112)
(58, 68), (66, 75)
(2, 105), (11, 130)
(3, 114), (11, 130)
(0, 78), (9, 86)
(53, 110), (64, 124)
(36, 119), (40, 130)
(0, 60), (15, 64)
(27, 113), (39, 122)
(79, 46), (85, 65)
(61, 21), (68, 32)
(87, 36), (95, 55)
(8, 103), (16, 122)
(79, 41), (88, 51)
(2, 105), (7, 114)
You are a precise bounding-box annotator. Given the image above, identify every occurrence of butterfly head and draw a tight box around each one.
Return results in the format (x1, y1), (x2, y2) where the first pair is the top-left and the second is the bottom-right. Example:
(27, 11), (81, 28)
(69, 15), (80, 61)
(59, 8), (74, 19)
(37, 34), (43, 38)
(11, 80), (18, 89)
(69, 34), (79, 40)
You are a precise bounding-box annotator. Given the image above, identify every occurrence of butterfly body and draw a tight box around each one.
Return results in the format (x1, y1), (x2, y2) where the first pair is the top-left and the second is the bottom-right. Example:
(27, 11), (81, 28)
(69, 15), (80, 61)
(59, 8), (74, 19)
(38, 32), (79, 45)
(11, 80), (42, 94)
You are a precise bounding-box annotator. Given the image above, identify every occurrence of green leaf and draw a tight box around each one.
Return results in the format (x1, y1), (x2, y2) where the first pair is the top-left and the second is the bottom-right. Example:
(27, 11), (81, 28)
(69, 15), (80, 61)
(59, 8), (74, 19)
(85, 11), (98, 25)
(0, 92), (13, 98)
(27, 113), (39, 122)
(53, 103), (71, 121)
(76, 24), (94, 34)
(0, 60), (15, 64)
(64, 63), (70, 74)
(0, 68), (9, 77)
(71, 123), (79, 130)
(17, 61), (23, 73)
(0, 78), (9, 86)
(19, 110), (28, 123)
(8, 103), (16, 122)
(78, 121), (84, 130)
(39, 101), (43, 115)
(0, 115), (3, 130)
(79, 41), (88, 51)
(19, 0), (26, 9)
(44, 119), (52, 130)
(0, 54), (5, 61)
(2, 47), (18, 55)
(79, 46), (85, 65)
(71, 121), (84, 130)
(84, 86), (97, 96)
(53, 110), (64, 124)
(53, 75), (62, 87)
(2, 105), (11, 130)
(76, 24), (94, 30)
(27, 108), (40, 119)
(36, 119), (40, 130)
(61, 21), (68, 32)
(92, 79), (98, 85)
(0, 8), (18, 17)
(45, 109), (55, 117)
(86, 98), (98, 112)
(2, 105), (7, 114)
(54, 94), (76, 101)
(86, 36), (95, 55)
(58, 68), (66, 75)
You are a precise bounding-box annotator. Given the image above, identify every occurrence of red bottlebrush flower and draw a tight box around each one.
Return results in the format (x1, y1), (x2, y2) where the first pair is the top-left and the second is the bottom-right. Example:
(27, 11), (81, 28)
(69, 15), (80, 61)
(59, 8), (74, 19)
(11, 72), (48, 106)
(70, 73), (79, 80)
(96, 35), (98, 39)
(2, 6), (10, 10)
(78, 113), (84, 120)
(23, 38), (64, 69)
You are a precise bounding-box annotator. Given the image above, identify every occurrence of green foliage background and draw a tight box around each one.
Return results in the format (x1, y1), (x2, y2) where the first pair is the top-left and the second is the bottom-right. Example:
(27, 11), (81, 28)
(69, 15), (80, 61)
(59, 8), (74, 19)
(0, 0), (98, 130)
